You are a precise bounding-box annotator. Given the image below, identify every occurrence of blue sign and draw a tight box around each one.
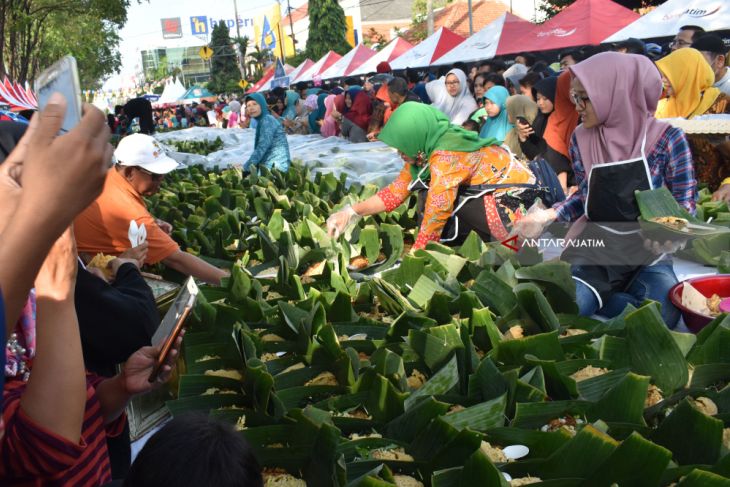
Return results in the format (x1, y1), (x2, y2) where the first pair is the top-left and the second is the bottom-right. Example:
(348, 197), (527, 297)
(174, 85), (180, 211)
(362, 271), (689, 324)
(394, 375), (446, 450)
(190, 15), (208, 35)
(270, 76), (290, 89)
(190, 15), (256, 37)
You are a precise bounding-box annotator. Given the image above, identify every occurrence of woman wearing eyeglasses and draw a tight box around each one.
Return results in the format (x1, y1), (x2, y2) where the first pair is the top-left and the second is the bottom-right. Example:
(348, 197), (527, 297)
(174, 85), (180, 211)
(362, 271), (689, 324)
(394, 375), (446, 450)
(515, 52), (696, 328)
(426, 68), (478, 125)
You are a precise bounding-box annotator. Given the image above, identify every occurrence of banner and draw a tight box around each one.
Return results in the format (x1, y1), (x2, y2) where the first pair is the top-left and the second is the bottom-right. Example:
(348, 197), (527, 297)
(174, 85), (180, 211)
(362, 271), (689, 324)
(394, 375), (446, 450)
(254, 4), (295, 58)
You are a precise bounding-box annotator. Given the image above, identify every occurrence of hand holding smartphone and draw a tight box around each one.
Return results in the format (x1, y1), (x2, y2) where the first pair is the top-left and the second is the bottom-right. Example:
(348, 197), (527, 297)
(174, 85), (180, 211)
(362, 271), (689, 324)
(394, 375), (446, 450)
(34, 56), (83, 134)
(148, 277), (199, 382)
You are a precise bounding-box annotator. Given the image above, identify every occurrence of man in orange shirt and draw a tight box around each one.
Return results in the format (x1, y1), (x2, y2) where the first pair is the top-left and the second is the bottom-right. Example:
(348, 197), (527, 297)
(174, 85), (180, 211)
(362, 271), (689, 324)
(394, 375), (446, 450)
(75, 134), (228, 285)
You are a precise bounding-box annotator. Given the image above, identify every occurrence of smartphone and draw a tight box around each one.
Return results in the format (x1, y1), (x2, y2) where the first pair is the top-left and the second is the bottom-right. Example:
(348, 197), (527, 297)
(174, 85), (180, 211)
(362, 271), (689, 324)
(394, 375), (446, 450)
(516, 116), (532, 129)
(34, 56), (83, 134)
(148, 277), (199, 382)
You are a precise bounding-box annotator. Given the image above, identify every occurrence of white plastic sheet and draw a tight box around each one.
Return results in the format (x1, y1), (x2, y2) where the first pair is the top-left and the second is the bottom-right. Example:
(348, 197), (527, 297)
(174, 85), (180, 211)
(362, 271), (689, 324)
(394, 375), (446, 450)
(154, 127), (404, 188)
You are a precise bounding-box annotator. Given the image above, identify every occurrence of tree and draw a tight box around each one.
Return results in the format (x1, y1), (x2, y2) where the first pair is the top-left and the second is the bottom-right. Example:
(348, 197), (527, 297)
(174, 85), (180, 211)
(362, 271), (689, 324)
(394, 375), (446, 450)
(0, 0), (130, 87)
(247, 46), (272, 81)
(407, 0), (451, 42)
(207, 21), (240, 95)
(305, 0), (348, 60)
(234, 35), (250, 78)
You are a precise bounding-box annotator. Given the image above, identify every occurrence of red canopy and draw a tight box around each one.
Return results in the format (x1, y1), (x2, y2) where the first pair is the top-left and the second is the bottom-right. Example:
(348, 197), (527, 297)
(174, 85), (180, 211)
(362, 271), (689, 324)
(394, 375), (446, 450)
(247, 66), (276, 94)
(498, 0), (639, 54)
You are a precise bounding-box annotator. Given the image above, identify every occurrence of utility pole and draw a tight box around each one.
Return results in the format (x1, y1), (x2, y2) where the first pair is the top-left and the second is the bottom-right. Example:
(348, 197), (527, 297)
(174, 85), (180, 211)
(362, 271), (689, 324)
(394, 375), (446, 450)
(468, 0), (473, 35)
(286, 0), (297, 51)
(232, 0), (246, 79)
(427, 0), (434, 36)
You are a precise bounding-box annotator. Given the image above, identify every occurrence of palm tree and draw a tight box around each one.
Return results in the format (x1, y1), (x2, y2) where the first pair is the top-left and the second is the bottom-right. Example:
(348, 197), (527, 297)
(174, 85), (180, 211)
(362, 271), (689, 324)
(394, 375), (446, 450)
(233, 35), (250, 78)
(246, 46), (272, 80)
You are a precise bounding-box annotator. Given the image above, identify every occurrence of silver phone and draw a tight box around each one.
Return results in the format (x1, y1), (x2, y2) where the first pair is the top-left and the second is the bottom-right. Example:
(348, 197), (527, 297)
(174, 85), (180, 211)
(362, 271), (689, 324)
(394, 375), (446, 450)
(34, 56), (83, 133)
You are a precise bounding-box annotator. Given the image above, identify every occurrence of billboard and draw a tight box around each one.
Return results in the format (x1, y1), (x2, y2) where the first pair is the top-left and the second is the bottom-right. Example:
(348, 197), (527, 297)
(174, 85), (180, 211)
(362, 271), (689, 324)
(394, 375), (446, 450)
(161, 17), (183, 39)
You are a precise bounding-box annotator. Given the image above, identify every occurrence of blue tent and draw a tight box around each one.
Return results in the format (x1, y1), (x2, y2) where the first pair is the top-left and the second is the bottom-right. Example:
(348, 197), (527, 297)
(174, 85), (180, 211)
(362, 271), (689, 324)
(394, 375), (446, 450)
(178, 85), (216, 104)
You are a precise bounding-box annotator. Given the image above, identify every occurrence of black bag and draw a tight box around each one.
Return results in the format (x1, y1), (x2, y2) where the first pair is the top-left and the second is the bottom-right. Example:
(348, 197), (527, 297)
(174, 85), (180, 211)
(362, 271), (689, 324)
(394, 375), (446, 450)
(462, 157), (566, 207)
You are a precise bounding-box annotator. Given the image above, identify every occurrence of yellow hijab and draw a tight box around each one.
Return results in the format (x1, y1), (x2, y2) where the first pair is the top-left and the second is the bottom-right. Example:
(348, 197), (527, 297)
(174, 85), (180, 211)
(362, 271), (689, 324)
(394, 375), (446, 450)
(655, 48), (721, 119)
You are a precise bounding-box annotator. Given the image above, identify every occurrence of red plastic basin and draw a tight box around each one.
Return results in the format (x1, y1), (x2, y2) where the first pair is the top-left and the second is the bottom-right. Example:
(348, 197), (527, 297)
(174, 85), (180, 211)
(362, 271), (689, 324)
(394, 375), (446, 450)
(669, 275), (730, 333)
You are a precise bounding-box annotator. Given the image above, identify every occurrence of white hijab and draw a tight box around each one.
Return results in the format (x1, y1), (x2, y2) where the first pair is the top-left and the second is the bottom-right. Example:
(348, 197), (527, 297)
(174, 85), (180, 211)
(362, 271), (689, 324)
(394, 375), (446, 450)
(426, 68), (478, 125)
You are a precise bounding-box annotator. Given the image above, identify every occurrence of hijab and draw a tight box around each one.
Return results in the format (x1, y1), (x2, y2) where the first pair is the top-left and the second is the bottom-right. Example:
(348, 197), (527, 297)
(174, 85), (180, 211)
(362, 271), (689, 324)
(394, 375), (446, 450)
(345, 90), (372, 131)
(569, 52), (671, 176)
(533, 76), (557, 104)
(245, 93), (272, 145)
(542, 71), (580, 159)
(655, 47), (722, 119)
(228, 100), (242, 114)
(504, 95), (539, 158)
(321, 94), (339, 137)
(304, 94), (319, 111)
(282, 90), (300, 120)
(426, 68), (478, 125)
(378, 102), (498, 182)
(479, 86), (512, 143)
(309, 93), (327, 134)
(503, 63), (528, 80)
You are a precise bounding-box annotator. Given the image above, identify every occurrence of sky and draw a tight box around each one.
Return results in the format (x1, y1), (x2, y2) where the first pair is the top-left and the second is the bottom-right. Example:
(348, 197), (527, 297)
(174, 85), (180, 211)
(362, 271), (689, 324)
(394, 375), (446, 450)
(103, 0), (305, 91)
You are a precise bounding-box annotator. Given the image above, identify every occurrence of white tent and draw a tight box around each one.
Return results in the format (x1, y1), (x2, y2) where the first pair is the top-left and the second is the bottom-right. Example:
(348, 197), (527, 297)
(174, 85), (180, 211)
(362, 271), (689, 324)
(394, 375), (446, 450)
(350, 37), (414, 76)
(604, 0), (730, 42)
(156, 78), (187, 106)
(434, 13), (527, 65)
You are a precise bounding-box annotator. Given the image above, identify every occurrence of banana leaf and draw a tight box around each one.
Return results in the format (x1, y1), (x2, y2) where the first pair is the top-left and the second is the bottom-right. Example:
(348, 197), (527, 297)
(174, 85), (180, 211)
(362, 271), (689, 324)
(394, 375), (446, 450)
(495, 331), (565, 366)
(514, 283), (561, 333)
(458, 450), (510, 487)
(471, 270), (517, 317)
(441, 393), (507, 431)
(636, 187), (728, 239)
(385, 396), (451, 443)
(512, 400), (590, 429)
(650, 398), (724, 465)
(625, 304), (689, 393)
(676, 469), (730, 486)
(581, 431), (672, 487)
(404, 356), (460, 410)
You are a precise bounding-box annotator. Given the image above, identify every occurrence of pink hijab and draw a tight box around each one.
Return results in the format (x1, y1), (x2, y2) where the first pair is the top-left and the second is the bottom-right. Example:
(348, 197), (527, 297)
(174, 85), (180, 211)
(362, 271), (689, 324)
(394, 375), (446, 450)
(562, 52), (672, 236)
(321, 94), (339, 138)
(569, 52), (670, 176)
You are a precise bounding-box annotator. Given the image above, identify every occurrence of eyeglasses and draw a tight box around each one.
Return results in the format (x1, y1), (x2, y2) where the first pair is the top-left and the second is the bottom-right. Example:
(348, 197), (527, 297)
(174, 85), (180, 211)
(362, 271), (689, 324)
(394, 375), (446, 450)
(569, 91), (590, 110)
(445, 80), (460, 86)
(136, 166), (165, 181)
(669, 39), (692, 48)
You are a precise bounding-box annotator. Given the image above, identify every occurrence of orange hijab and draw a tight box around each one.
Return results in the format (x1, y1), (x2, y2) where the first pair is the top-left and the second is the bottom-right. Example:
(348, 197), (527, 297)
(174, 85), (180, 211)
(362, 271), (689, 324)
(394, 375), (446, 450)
(655, 48), (721, 119)
(543, 71), (580, 159)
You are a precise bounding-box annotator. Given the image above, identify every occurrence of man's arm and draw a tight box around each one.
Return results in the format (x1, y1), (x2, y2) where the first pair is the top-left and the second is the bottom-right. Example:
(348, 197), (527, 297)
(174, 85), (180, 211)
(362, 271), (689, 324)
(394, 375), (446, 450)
(162, 250), (228, 285)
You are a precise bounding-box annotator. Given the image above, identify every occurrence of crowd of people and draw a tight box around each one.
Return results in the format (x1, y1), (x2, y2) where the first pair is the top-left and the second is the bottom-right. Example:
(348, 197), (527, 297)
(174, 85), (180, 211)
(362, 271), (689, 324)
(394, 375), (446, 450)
(0, 22), (728, 487)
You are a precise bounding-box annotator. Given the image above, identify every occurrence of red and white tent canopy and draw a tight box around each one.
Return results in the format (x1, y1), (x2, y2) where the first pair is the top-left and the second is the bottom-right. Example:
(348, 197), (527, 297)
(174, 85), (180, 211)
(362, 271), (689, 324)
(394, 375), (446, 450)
(0, 78), (37, 110)
(435, 13), (532, 65)
(247, 65), (277, 93)
(389, 27), (465, 69)
(499, 0), (639, 54)
(351, 37), (414, 75)
(319, 44), (376, 80)
(257, 60), (312, 92)
(605, 0), (730, 42)
(296, 51), (343, 82)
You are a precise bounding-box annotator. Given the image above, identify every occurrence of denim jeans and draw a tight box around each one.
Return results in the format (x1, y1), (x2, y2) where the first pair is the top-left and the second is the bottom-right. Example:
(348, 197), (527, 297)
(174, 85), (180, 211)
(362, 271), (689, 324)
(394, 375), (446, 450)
(574, 263), (680, 328)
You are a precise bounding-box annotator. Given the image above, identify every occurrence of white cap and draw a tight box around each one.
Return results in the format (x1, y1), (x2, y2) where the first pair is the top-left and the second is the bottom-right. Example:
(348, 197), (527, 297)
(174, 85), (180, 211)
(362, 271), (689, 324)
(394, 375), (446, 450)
(114, 134), (180, 174)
